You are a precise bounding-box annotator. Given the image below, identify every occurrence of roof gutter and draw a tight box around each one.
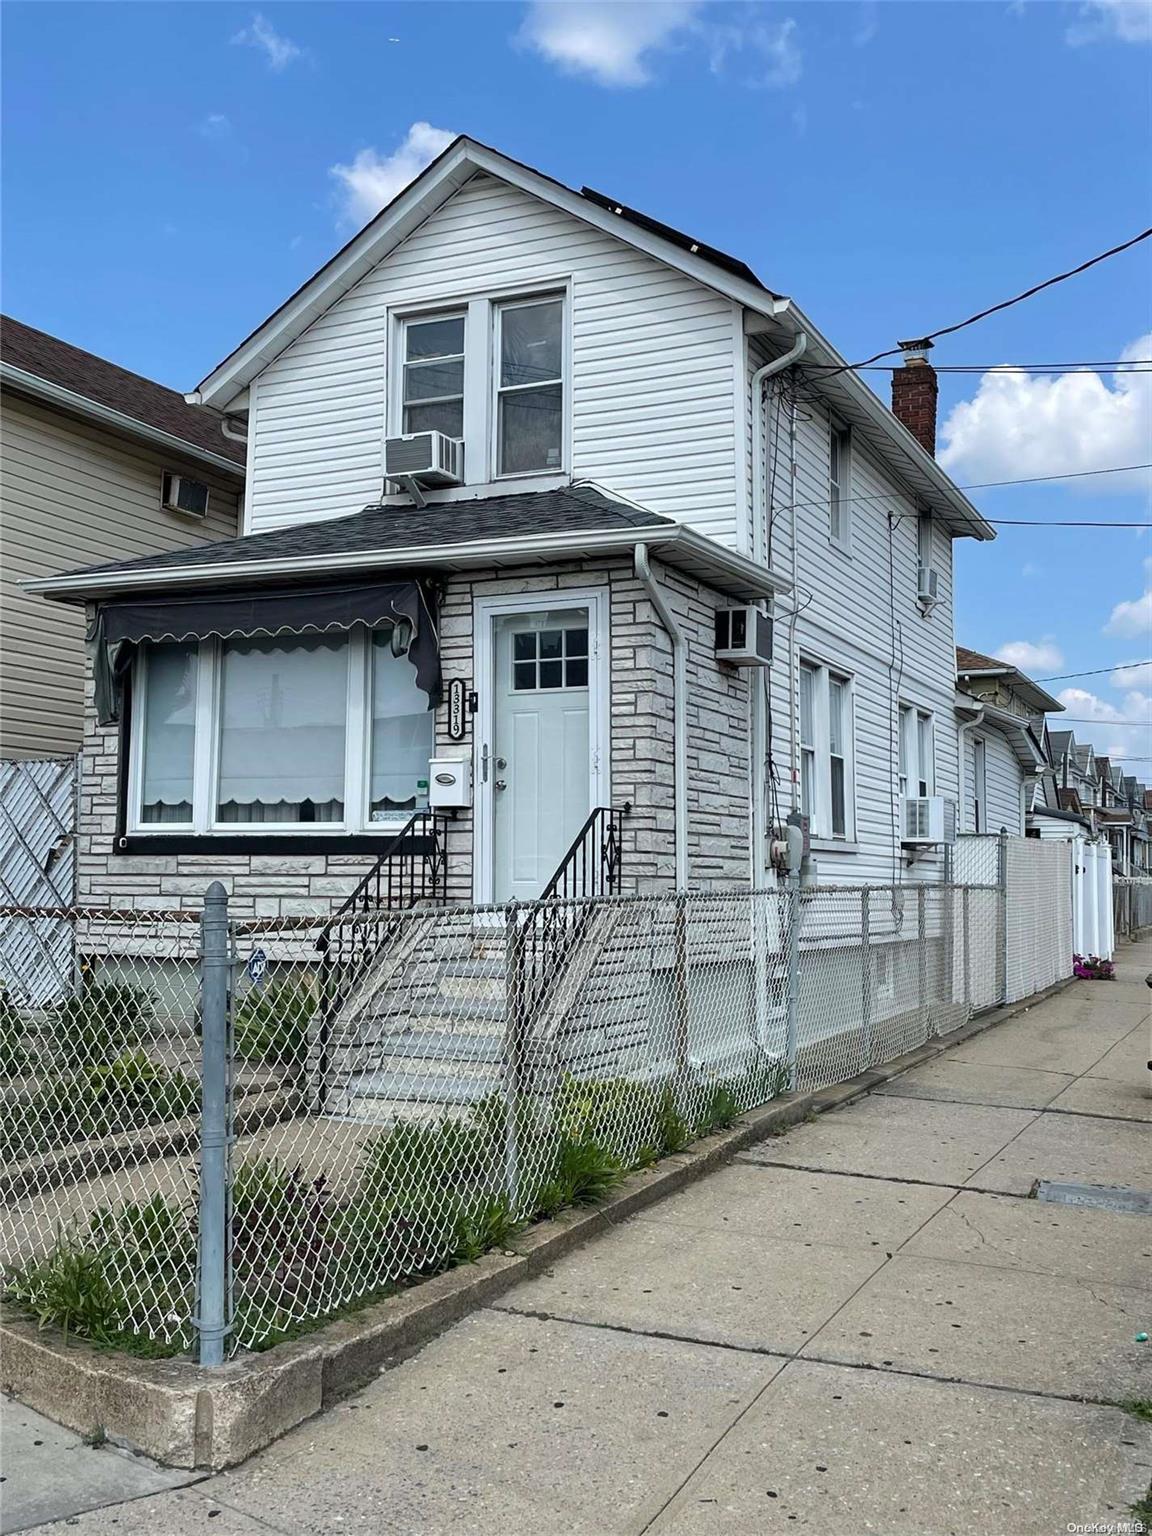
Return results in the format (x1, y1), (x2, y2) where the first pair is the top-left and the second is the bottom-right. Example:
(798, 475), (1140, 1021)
(25, 522), (792, 606)
(0, 362), (245, 478)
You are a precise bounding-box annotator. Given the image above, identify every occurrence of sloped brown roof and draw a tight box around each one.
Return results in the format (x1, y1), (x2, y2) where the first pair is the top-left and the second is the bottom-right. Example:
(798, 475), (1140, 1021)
(956, 646), (1007, 673)
(1, 315), (246, 468)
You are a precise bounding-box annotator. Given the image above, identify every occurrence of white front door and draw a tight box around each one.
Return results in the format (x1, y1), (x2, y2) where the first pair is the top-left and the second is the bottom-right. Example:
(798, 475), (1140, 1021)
(491, 606), (592, 902)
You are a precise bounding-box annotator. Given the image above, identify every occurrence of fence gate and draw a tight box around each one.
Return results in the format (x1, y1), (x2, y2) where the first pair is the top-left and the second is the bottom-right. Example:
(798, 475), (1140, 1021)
(0, 756), (78, 1004)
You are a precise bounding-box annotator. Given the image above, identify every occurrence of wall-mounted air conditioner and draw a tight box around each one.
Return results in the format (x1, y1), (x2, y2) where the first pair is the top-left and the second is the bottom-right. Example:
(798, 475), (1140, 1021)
(384, 430), (463, 490)
(902, 795), (957, 847)
(162, 472), (209, 518)
(714, 605), (772, 666)
(917, 566), (940, 610)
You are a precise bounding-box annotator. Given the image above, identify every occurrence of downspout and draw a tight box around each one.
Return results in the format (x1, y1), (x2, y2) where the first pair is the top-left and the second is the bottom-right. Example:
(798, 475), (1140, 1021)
(635, 544), (688, 890)
(748, 331), (808, 867)
(957, 705), (984, 832)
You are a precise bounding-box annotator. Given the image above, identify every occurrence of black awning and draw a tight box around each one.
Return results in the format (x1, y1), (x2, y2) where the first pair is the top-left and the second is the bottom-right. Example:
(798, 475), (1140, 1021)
(89, 578), (440, 724)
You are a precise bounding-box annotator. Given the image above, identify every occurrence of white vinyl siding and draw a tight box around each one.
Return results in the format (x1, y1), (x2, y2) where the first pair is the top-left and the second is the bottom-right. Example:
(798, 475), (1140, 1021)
(749, 334), (960, 883)
(0, 394), (240, 758)
(248, 173), (740, 542)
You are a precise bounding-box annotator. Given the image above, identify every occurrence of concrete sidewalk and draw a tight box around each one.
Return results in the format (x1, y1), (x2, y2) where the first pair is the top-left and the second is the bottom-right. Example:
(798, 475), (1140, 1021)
(12, 941), (1152, 1536)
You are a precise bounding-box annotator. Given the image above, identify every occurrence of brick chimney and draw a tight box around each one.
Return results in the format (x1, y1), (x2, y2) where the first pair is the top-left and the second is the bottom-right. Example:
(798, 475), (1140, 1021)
(891, 338), (938, 457)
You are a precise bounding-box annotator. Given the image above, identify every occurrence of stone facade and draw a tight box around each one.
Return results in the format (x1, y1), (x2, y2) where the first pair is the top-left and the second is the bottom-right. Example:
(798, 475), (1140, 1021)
(75, 554), (753, 917)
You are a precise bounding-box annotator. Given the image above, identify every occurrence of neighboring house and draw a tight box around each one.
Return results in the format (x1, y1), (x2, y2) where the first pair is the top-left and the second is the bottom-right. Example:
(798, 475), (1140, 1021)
(1, 318), (245, 758)
(26, 136), (994, 917)
(955, 647), (1061, 836)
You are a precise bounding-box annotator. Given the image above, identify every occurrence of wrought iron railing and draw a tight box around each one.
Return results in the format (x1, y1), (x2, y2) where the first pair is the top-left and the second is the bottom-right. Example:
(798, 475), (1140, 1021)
(511, 804), (629, 1041)
(314, 808), (451, 1107)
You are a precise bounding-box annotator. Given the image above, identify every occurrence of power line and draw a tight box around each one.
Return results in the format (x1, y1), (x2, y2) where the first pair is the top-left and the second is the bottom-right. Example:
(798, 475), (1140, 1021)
(811, 360), (1152, 375)
(1036, 661), (1152, 682)
(989, 518), (1150, 527)
(847, 224), (1152, 370)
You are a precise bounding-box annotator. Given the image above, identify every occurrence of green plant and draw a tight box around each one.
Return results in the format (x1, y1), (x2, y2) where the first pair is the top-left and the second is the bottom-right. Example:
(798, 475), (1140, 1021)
(36, 1051), (198, 1143)
(451, 1194), (524, 1263)
(0, 984), (26, 1077)
(5, 1230), (121, 1345)
(51, 982), (153, 1066)
(233, 978), (315, 1073)
(1119, 1400), (1152, 1424)
(552, 1135), (624, 1207)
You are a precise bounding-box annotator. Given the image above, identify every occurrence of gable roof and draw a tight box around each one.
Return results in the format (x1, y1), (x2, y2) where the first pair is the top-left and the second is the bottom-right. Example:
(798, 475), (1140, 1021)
(955, 645), (1062, 714)
(189, 136), (992, 542)
(26, 482), (787, 607)
(1, 315), (246, 472)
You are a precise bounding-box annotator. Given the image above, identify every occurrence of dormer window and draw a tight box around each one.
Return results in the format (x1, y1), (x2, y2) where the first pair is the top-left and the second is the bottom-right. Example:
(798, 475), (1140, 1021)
(402, 314), (464, 439)
(496, 296), (564, 476)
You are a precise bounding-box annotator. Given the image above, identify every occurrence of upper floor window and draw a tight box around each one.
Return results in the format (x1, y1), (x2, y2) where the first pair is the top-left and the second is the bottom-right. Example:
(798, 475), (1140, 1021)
(161, 471), (209, 519)
(496, 297), (564, 476)
(402, 314), (464, 439)
(898, 704), (934, 799)
(799, 658), (854, 839)
(917, 512), (933, 569)
(829, 423), (851, 550)
(130, 630), (434, 836)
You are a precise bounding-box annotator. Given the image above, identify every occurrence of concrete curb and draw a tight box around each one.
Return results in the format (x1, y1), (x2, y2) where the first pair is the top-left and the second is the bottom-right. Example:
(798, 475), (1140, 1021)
(0, 979), (1073, 1470)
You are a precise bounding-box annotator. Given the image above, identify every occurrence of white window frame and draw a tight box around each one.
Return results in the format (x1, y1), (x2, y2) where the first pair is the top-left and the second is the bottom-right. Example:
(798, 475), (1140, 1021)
(917, 512), (933, 570)
(399, 311), (466, 440)
(798, 656), (856, 841)
(972, 736), (987, 833)
(387, 285), (570, 489)
(899, 703), (935, 802)
(828, 421), (851, 552)
(127, 630), (434, 837)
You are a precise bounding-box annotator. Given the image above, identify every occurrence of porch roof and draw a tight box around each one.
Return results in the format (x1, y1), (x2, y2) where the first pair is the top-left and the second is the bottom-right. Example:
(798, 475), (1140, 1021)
(25, 482), (790, 605)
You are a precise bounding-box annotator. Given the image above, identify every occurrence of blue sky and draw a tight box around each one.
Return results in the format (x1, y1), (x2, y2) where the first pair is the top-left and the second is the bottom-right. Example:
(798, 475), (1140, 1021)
(4, 0), (1150, 765)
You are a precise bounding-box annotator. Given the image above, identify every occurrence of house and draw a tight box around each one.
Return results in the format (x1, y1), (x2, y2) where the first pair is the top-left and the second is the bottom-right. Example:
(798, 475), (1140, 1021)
(24, 136), (995, 918)
(1, 318), (246, 758)
(954, 647), (1061, 836)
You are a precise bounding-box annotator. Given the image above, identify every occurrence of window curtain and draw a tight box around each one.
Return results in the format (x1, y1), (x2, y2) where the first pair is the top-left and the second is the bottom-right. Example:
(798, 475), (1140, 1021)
(89, 578), (440, 726)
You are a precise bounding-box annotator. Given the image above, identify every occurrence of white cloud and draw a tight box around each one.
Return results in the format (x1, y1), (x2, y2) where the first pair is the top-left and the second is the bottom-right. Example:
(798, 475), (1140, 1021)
(1067, 0), (1152, 45)
(938, 334), (1152, 493)
(1112, 660), (1152, 688)
(197, 113), (231, 139)
(516, 2), (801, 89)
(1056, 686), (1152, 760)
(517, 0), (700, 85)
(1105, 586), (1152, 639)
(231, 13), (302, 71)
(330, 123), (456, 227)
(1058, 685), (1128, 722)
(995, 638), (1064, 673)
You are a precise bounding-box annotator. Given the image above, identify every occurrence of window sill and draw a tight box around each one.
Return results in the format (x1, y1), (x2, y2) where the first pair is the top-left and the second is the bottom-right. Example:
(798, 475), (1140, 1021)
(828, 538), (852, 558)
(811, 837), (858, 854)
(115, 832), (434, 857)
(379, 471), (570, 505)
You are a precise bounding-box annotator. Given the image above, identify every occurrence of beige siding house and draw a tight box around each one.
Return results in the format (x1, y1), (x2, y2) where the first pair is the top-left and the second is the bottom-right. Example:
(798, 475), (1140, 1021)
(1, 318), (245, 757)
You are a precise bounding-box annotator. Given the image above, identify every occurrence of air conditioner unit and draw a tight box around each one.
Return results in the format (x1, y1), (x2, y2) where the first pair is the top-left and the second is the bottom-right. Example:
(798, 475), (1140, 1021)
(715, 605), (772, 666)
(917, 566), (941, 607)
(162, 472), (209, 518)
(902, 795), (957, 847)
(384, 430), (462, 489)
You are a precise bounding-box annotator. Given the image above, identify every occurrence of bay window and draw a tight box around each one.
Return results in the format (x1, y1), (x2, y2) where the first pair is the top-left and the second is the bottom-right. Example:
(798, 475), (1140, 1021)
(798, 658), (855, 840)
(128, 626), (434, 836)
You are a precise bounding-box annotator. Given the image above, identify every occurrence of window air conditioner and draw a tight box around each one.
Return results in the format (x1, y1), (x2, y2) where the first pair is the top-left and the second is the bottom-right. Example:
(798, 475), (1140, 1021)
(902, 796), (957, 846)
(917, 566), (941, 608)
(714, 605), (773, 666)
(384, 430), (463, 489)
(162, 472), (209, 518)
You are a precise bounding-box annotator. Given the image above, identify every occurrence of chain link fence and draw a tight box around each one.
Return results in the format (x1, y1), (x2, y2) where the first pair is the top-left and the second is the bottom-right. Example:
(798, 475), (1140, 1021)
(2, 839), (1077, 1361)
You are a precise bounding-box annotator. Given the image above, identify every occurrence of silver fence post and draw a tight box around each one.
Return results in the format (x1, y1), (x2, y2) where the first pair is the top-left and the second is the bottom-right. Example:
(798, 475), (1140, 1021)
(197, 880), (231, 1368)
(859, 887), (873, 1072)
(917, 884), (928, 1037)
(502, 899), (524, 1207)
(997, 827), (1009, 1006)
(783, 821), (804, 1091)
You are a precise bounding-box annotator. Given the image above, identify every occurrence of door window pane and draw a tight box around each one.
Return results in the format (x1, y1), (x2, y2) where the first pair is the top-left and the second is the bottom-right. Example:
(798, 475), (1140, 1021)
(509, 624), (589, 690)
(216, 636), (347, 823)
(140, 643), (197, 824)
(369, 630), (435, 820)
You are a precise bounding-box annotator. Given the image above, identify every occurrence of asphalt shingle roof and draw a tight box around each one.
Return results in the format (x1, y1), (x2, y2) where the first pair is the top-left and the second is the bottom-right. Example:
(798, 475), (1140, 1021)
(1, 315), (246, 468)
(56, 484), (673, 581)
